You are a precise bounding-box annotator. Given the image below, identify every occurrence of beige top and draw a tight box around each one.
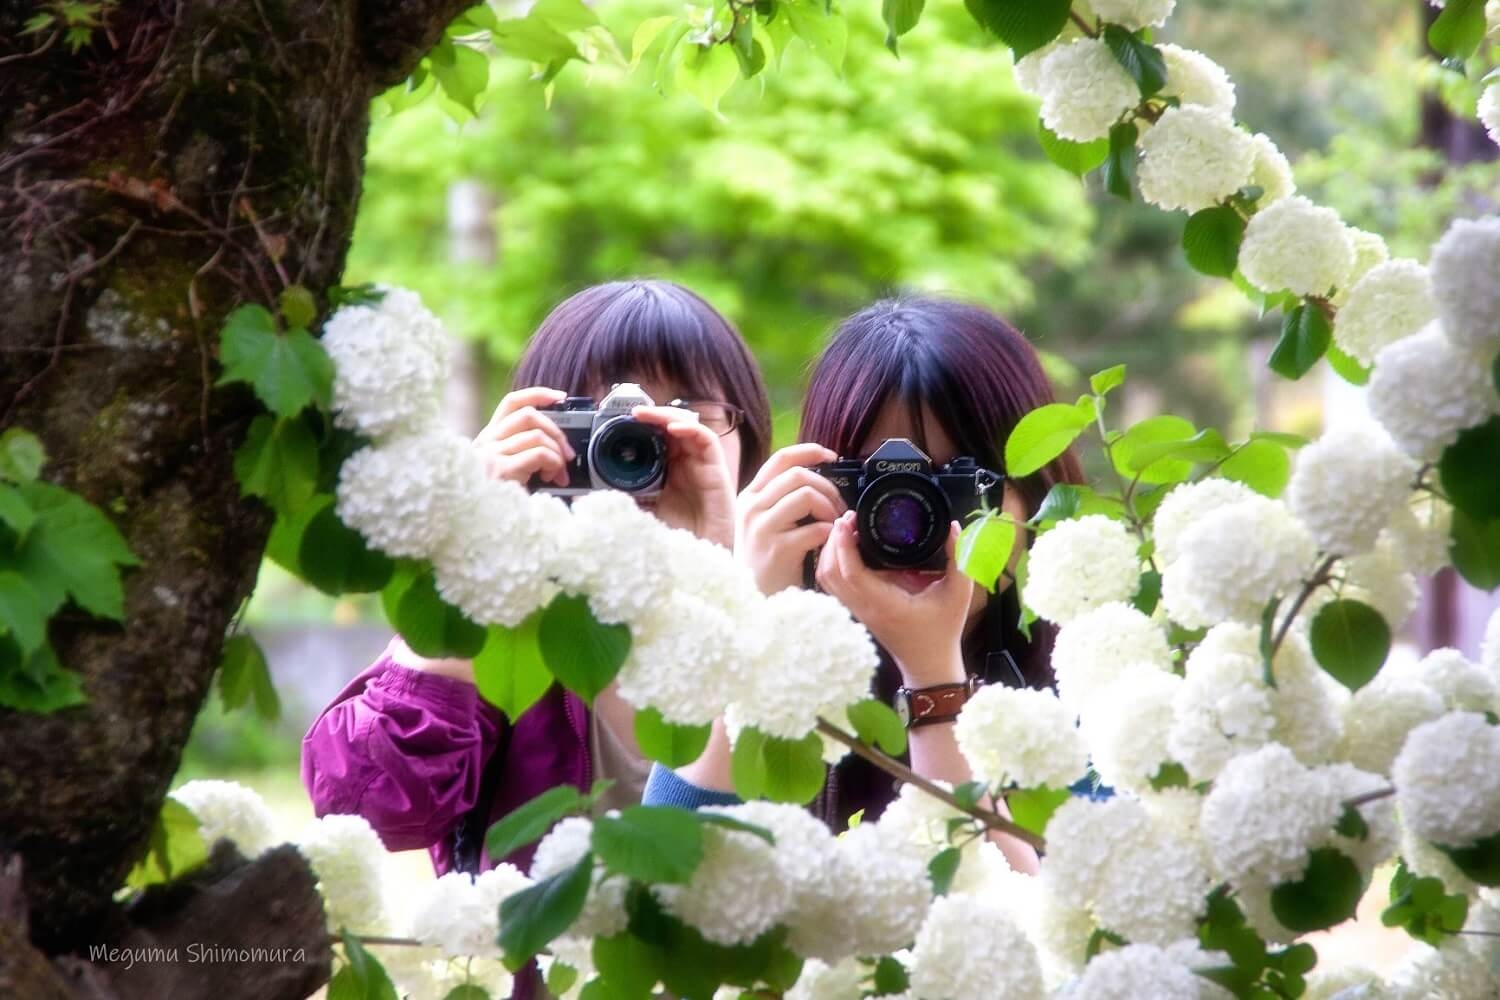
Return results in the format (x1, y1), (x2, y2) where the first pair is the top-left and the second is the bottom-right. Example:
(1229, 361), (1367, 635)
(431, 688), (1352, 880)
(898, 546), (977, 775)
(588, 708), (653, 816)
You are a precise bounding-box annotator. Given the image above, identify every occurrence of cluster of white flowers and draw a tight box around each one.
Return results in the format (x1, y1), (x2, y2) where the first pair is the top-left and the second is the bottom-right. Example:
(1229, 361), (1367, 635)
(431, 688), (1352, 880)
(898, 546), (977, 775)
(1482, 83), (1500, 150)
(908, 894), (1044, 1000)
(321, 287), (450, 440)
(1336, 672), (1445, 776)
(834, 822), (935, 957)
(1332, 259), (1437, 366)
(1152, 478), (1255, 565)
(1338, 537), (1421, 630)
(1381, 491), (1454, 577)
(1042, 796), (1212, 946)
(1238, 196), (1355, 296)
(335, 429), (486, 560)
(1393, 712), (1500, 850)
(295, 813), (393, 934)
(1024, 515), (1141, 625)
(1050, 601), (1173, 716)
(1138, 106), (1254, 212)
(407, 866), (531, 960)
(656, 808), (793, 946)
(1157, 45), (1235, 116)
(429, 478), (564, 628)
(1428, 216), (1500, 355)
(1247, 133), (1296, 205)
(1066, 942), (1231, 1000)
(1388, 895), (1500, 1000)
(1367, 323), (1497, 462)
(1159, 495), (1314, 629)
(530, 816), (630, 940)
(1284, 419), (1416, 556)
(1036, 39), (1140, 142)
(170, 779), (278, 859)
(1091, 0), (1177, 29)
(786, 957), (864, 1000)
(1078, 665), (1182, 793)
(953, 685), (1088, 790)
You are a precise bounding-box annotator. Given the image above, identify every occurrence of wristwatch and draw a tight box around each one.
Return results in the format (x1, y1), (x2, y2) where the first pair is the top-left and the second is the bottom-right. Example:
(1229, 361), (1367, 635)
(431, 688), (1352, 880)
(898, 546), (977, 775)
(893, 676), (983, 729)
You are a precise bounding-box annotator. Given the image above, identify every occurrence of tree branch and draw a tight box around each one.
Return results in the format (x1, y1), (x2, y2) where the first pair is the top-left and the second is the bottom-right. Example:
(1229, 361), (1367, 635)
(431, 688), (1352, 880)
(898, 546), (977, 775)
(357, 0), (482, 87)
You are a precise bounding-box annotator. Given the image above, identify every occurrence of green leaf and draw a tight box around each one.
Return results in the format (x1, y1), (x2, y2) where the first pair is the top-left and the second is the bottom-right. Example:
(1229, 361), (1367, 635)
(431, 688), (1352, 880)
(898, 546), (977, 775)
(0, 428), (45, 483)
(441, 986), (491, 1000)
(297, 503), (395, 595)
(963, 0), (1072, 57)
(1440, 416), (1500, 521)
(1038, 122), (1109, 176)
(1006, 785), (1070, 837)
(532, 0), (602, 33)
(233, 415), (319, 515)
(546, 962), (580, 999)
(492, 15), (580, 63)
(0, 638), (86, 713)
(1335, 804), (1370, 841)
(1182, 205), (1247, 278)
(0, 485), (35, 539)
(592, 932), (666, 999)
(592, 806), (705, 884)
(0, 481), (137, 621)
(1111, 415), (1196, 483)
(633, 707), (712, 767)
(675, 42), (740, 114)
(873, 955), (911, 995)
(217, 305), (333, 417)
(1270, 847), (1363, 932)
(429, 39), (491, 113)
(730, 727), (826, 804)
(485, 785), (585, 862)
(1103, 25), (1166, 98)
(538, 593), (631, 703)
(473, 615), (554, 722)
(217, 633), (281, 721)
(652, 21), (691, 93)
(332, 930), (400, 1000)
(278, 285), (318, 330)
(1450, 509), (1500, 590)
(1125, 428), (1232, 483)
(1428, 0), (1486, 60)
(1089, 364), (1127, 396)
(957, 513), (1017, 593)
(783, 0), (847, 74)
(1267, 303), (1332, 380)
(1382, 865), (1471, 945)
(1133, 569), (1162, 616)
(846, 698), (908, 757)
(1004, 401), (1093, 477)
(1219, 439), (1293, 498)
(125, 798), (208, 889)
(1325, 343), (1372, 386)
(499, 852), (594, 963)
(1103, 122), (1138, 201)
(382, 567), (487, 660)
(0, 571), (48, 653)
(1438, 829), (1500, 887)
(927, 845), (962, 896)
(881, 0), (923, 54)
(1309, 599), (1390, 692)
(629, 15), (676, 69)
(1149, 762), (1189, 791)
(695, 812), (776, 845)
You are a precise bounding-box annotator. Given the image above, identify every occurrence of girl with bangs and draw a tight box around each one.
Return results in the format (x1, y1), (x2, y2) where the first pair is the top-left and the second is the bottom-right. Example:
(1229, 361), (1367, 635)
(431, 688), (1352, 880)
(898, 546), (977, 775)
(302, 280), (773, 890)
(650, 296), (1083, 874)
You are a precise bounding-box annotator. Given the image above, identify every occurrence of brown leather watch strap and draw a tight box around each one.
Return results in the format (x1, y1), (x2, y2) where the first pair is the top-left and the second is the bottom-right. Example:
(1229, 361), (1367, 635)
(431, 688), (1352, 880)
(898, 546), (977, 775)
(898, 677), (981, 729)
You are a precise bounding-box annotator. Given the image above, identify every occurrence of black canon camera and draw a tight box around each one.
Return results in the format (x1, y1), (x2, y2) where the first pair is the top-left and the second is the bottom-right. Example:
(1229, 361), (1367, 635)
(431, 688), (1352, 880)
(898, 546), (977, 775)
(810, 438), (1001, 574)
(528, 383), (668, 498)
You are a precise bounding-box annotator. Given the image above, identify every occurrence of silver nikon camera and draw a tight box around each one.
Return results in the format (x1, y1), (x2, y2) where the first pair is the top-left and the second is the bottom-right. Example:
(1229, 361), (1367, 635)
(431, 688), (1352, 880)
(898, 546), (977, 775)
(529, 383), (668, 498)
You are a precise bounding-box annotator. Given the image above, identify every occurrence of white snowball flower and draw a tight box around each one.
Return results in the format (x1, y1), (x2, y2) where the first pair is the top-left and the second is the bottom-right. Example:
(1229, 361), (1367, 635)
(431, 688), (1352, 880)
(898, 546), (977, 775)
(1247, 133), (1296, 205)
(1152, 478), (1258, 567)
(1303, 964), (1389, 1000)
(170, 780), (278, 859)
(550, 490), (674, 626)
(1379, 492), (1453, 577)
(1200, 744), (1344, 887)
(1079, 665), (1183, 793)
(1388, 896), (1500, 1000)
(1091, 0), (1176, 29)
(1025, 515), (1141, 625)
(322, 286), (449, 441)
(407, 866), (531, 959)
(296, 814), (391, 934)
(1368, 323), (1499, 461)
(954, 686), (1088, 790)
(1399, 647), (1497, 713)
(616, 593), (739, 726)
(836, 822), (933, 957)
(1332, 259), (1438, 366)
(334, 430), (485, 560)
(787, 957), (865, 1000)
(1160, 497), (1315, 629)
(529, 816), (629, 940)
(1051, 601), (1174, 716)
(1393, 711), (1500, 848)
(1042, 797), (1213, 946)
(878, 780), (974, 866)
(1037, 39), (1141, 142)
(1138, 107), (1255, 213)
(726, 587), (878, 740)
(1069, 943), (1229, 1000)
(1336, 675), (1445, 776)
(1157, 46), (1236, 116)
(430, 479), (564, 628)
(656, 812), (793, 946)
(1239, 196), (1355, 297)
(1338, 537), (1420, 632)
(1481, 83), (1500, 149)
(1285, 420), (1417, 556)
(908, 894), (1044, 1000)
(1428, 215), (1500, 355)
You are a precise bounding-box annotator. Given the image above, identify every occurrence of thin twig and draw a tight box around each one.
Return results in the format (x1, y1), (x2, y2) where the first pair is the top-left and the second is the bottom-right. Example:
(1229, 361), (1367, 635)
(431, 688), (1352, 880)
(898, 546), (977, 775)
(1267, 554), (1339, 662)
(1069, 11), (1098, 37)
(1342, 786), (1395, 810)
(331, 934), (425, 948)
(814, 718), (1046, 851)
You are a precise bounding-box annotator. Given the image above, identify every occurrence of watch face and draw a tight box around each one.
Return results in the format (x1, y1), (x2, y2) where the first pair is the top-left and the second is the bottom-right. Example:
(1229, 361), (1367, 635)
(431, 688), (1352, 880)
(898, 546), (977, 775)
(894, 692), (911, 727)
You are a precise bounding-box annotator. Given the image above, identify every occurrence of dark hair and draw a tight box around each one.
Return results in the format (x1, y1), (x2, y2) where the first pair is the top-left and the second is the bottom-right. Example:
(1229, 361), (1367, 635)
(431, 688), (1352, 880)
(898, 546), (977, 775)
(513, 280), (772, 486)
(801, 296), (1084, 824)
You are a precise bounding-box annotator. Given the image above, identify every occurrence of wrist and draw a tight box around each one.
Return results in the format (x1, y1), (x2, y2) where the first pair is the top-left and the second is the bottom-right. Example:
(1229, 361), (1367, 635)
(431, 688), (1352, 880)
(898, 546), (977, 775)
(893, 646), (965, 688)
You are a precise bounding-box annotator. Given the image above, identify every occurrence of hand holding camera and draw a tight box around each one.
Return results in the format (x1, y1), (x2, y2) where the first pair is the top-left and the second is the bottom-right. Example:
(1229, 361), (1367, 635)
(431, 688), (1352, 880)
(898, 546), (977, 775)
(735, 443), (848, 596)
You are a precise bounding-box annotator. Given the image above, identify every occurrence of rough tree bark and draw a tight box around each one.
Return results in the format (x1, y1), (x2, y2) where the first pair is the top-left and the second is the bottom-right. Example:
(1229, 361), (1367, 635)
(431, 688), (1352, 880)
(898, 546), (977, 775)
(0, 0), (471, 992)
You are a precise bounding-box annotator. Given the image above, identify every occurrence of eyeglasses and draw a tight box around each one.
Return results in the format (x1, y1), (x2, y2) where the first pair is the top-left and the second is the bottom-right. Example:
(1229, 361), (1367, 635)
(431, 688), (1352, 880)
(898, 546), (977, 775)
(667, 399), (746, 437)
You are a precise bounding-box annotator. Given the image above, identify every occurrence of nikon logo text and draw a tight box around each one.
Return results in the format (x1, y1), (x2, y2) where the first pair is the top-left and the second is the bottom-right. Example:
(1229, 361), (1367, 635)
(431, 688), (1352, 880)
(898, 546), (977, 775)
(874, 461), (924, 472)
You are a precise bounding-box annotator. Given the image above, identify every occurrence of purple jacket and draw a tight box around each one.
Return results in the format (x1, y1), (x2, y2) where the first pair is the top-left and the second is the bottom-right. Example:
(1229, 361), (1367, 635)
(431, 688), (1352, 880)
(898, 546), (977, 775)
(300, 641), (593, 875)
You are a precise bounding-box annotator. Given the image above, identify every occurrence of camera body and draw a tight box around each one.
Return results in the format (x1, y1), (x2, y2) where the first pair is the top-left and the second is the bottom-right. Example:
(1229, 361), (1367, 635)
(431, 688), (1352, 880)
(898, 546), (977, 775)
(530, 383), (668, 498)
(812, 438), (1001, 573)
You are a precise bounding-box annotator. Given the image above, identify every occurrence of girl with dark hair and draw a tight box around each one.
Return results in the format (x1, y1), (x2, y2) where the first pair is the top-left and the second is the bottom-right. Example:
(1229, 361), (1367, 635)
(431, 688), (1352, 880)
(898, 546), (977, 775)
(302, 280), (773, 891)
(649, 296), (1082, 874)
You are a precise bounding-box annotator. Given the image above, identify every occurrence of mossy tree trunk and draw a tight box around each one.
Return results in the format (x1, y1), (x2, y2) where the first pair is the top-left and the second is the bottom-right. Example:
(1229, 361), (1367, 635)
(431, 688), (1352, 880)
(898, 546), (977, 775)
(0, 0), (470, 993)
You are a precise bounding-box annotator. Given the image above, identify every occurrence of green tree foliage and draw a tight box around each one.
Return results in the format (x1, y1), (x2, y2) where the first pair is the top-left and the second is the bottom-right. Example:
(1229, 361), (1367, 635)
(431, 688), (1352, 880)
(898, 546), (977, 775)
(344, 0), (1093, 404)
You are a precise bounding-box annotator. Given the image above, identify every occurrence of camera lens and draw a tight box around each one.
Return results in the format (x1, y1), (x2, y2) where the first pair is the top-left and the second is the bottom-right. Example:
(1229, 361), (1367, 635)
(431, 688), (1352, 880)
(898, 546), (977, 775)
(872, 493), (928, 548)
(590, 417), (667, 493)
(857, 474), (948, 567)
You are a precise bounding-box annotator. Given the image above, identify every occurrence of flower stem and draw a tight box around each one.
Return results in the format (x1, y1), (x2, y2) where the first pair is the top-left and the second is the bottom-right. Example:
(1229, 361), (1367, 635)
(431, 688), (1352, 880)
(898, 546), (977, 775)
(1267, 554), (1339, 663)
(1343, 786), (1395, 810)
(814, 718), (1046, 851)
